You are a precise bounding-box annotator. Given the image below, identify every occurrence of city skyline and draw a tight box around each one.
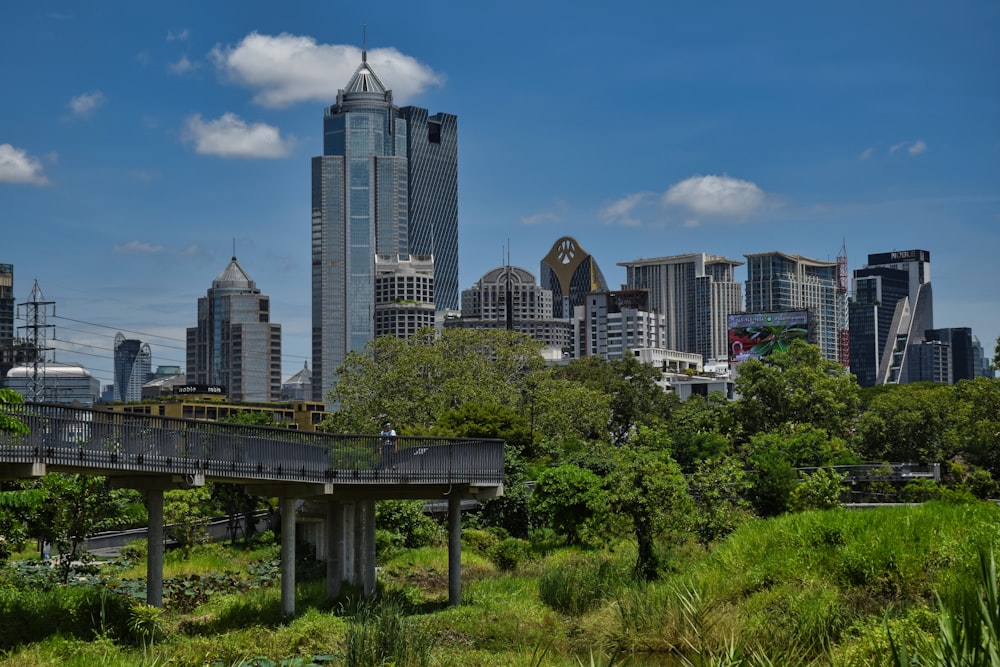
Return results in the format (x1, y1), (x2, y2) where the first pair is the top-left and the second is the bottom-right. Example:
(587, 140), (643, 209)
(2, 2), (998, 389)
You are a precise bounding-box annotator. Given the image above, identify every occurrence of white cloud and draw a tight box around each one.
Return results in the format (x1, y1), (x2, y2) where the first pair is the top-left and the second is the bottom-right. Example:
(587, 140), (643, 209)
(169, 55), (198, 75)
(599, 192), (649, 226)
(68, 91), (106, 117)
(859, 147), (874, 161)
(209, 32), (444, 107)
(908, 140), (927, 155)
(0, 144), (49, 185)
(183, 113), (293, 159)
(520, 212), (559, 225)
(663, 174), (765, 217)
(114, 241), (166, 254)
(167, 28), (190, 42)
(889, 141), (907, 154)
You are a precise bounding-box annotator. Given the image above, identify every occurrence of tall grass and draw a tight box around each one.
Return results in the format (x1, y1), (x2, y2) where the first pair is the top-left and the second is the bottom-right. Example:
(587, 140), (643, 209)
(343, 597), (433, 667)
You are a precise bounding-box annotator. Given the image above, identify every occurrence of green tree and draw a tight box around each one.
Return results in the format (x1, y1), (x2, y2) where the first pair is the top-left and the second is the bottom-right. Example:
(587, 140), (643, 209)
(688, 456), (755, 547)
(949, 378), (1000, 479)
(853, 383), (958, 463)
(788, 468), (846, 512)
(528, 464), (607, 545)
(164, 486), (212, 557)
(325, 327), (545, 433)
(732, 340), (860, 443)
(0, 389), (35, 561)
(31, 474), (144, 581)
(556, 354), (676, 445)
(663, 392), (734, 472)
(605, 447), (691, 580)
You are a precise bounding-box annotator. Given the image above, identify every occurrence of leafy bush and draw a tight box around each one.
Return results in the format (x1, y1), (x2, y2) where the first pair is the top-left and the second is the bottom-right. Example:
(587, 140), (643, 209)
(462, 528), (501, 555)
(788, 468), (846, 512)
(375, 500), (440, 549)
(488, 537), (530, 572)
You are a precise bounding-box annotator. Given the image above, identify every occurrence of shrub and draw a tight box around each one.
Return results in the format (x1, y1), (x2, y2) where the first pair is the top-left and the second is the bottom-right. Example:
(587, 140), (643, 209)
(462, 528), (501, 555)
(376, 500), (441, 549)
(488, 537), (530, 572)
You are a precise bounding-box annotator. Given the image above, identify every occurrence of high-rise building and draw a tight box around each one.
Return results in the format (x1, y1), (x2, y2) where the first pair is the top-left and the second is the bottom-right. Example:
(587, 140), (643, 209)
(374, 254), (436, 339)
(581, 290), (664, 360)
(446, 265), (573, 351)
(0, 264), (12, 383)
(539, 237), (609, 319)
(849, 249), (933, 386)
(113, 333), (151, 403)
(926, 327), (976, 383)
(312, 49), (458, 402)
(619, 253), (743, 362)
(744, 251), (844, 362)
(186, 256), (281, 402)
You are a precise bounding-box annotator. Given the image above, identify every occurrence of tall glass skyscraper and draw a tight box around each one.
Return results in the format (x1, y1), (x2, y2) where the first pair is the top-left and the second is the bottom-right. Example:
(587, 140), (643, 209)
(311, 50), (458, 403)
(113, 333), (151, 403)
(186, 256), (282, 402)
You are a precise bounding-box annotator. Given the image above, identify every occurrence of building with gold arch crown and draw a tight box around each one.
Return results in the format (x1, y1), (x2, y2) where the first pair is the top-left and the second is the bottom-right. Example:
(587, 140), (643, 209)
(539, 237), (609, 319)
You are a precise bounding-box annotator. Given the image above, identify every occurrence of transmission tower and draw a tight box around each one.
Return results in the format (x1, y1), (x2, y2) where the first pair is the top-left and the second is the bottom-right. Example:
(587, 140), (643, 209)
(16, 280), (54, 402)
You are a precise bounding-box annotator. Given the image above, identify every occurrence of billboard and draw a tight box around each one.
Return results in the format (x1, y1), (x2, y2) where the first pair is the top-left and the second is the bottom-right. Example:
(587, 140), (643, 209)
(727, 310), (810, 363)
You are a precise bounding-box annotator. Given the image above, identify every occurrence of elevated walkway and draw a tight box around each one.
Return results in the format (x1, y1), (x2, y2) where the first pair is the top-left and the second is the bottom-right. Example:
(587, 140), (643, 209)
(0, 402), (505, 614)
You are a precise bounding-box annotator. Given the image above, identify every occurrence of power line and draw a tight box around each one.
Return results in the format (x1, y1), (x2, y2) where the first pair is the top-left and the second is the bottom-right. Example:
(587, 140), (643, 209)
(52, 314), (187, 344)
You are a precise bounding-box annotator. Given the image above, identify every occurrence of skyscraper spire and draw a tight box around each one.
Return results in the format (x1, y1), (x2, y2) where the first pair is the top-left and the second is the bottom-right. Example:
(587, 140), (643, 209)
(362, 24), (367, 62)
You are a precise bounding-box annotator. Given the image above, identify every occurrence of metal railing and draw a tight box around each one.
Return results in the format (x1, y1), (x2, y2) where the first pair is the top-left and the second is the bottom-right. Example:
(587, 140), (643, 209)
(0, 402), (504, 487)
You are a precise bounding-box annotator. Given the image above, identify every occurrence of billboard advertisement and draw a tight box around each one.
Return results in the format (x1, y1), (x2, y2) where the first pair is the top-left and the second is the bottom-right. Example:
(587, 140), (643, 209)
(727, 310), (810, 363)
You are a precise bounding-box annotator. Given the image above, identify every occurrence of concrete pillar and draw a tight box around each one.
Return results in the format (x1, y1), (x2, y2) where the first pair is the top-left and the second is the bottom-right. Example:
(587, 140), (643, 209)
(146, 489), (164, 608)
(326, 500), (343, 600)
(448, 494), (462, 606)
(280, 496), (296, 616)
(353, 500), (377, 598)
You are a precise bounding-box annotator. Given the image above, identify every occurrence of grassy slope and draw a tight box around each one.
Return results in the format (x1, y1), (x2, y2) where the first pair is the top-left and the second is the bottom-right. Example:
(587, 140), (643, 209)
(3, 501), (999, 666)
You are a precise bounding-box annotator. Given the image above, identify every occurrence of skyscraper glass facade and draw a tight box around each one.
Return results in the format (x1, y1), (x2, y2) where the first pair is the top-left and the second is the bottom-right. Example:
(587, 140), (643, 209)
(744, 251), (842, 362)
(312, 53), (459, 403)
(186, 257), (281, 402)
(113, 333), (151, 403)
(0, 264), (13, 383)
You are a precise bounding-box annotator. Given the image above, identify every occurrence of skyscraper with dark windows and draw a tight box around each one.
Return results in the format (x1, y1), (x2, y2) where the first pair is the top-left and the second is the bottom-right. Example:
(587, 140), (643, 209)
(311, 49), (458, 403)
(849, 249), (933, 386)
(186, 256), (281, 402)
(113, 333), (151, 403)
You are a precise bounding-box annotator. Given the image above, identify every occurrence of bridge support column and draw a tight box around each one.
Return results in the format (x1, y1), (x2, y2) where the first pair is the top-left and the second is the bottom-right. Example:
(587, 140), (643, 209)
(146, 489), (164, 608)
(280, 496), (296, 616)
(326, 500), (344, 600)
(448, 495), (462, 606)
(355, 500), (377, 598)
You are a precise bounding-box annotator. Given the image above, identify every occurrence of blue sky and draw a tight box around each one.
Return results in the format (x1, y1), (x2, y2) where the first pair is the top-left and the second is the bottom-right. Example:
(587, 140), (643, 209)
(2, 1), (998, 389)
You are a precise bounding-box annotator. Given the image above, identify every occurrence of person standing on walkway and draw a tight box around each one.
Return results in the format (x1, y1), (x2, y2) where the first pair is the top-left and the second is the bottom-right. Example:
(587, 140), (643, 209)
(379, 421), (397, 468)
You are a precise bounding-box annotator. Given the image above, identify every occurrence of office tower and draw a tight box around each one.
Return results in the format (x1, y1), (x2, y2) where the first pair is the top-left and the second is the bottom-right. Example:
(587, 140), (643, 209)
(312, 49), (458, 403)
(401, 107), (459, 311)
(0, 264), (12, 383)
(539, 237), (609, 319)
(374, 254), (436, 339)
(447, 265), (574, 351)
(744, 251), (843, 362)
(620, 253), (743, 362)
(849, 249), (933, 386)
(926, 327), (976, 383)
(186, 256), (281, 402)
(582, 290), (664, 360)
(113, 333), (151, 402)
